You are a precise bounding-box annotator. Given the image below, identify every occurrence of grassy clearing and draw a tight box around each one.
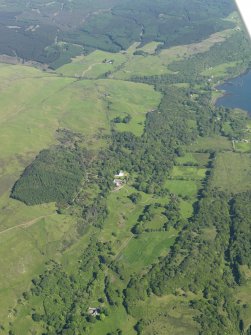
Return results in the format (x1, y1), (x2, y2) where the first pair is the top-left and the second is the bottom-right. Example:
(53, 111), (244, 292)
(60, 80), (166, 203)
(0, 65), (160, 163)
(58, 50), (127, 78)
(175, 153), (198, 165)
(193, 153), (210, 166)
(101, 79), (161, 136)
(170, 166), (207, 180)
(235, 141), (251, 153)
(180, 199), (194, 219)
(131, 294), (199, 335)
(89, 305), (137, 335)
(236, 278), (251, 331)
(57, 27), (235, 81)
(114, 28), (234, 80)
(0, 193), (56, 231)
(201, 61), (240, 77)
(137, 41), (163, 54)
(211, 152), (251, 193)
(165, 179), (198, 198)
(0, 213), (76, 326)
(120, 231), (177, 271)
(190, 135), (232, 152)
(100, 185), (166, 244)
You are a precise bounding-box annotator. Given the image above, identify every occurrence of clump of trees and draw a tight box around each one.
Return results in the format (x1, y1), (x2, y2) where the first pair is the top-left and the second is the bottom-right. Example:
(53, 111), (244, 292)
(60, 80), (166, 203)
(11, 146), (86, 205)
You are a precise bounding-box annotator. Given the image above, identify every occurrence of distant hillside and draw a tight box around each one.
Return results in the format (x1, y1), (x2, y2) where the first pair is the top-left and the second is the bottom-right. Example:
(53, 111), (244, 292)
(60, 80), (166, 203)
(0, 0), (235, 67)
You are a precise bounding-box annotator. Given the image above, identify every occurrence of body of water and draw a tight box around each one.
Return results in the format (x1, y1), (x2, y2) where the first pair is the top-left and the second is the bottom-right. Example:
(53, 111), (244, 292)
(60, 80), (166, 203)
(216, 70), (251, 115)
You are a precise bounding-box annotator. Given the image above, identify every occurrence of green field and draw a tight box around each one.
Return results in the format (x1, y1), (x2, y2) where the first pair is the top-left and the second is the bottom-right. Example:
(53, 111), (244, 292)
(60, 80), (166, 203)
(120, 232), (177, 272)
(0, 62), (161, 326)
(0, 213), (77, 323)
(170, 166), (207, 180)
(57, 27), (235, 81)
(201, 61), (240, 77)
(211, 152), (251, 193)
(235, 141), (251, 153)
(175, 152), (198, 165)
(190, 135), (232, 152)
(130, 294), (199, 335)
(58, 50), (128, 79)
(165, 179), (198, 198)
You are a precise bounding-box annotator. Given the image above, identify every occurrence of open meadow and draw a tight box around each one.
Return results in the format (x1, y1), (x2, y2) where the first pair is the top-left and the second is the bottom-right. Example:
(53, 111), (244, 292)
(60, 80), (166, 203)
(211, 151), (251, 193)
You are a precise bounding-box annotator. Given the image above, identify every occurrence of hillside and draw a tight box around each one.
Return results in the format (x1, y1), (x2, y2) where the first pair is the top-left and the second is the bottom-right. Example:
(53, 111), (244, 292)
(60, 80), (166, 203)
(0, 0), (235, 67)
(0, 1), (251, 335)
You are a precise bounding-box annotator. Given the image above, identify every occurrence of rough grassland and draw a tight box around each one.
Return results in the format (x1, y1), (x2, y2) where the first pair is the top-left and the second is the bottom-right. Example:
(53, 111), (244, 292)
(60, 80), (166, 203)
(131, 294), (199, 335)
(190, 135), (232, 152)
(0, 63), (160, 325)
(58, 50), (127, 78)
(0, 214), (76, 323)
(211, 152), (251, 193)
(120, 232), (177, 271)
(57, 28), (235, 81)
(165, 179), (198, 198)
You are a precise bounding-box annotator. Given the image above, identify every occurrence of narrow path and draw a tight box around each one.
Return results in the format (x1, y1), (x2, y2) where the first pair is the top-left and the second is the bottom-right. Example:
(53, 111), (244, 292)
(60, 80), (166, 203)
(81, 62), (102, 77)
(0, 214), (54, 236)
(114, 235), (133, 260)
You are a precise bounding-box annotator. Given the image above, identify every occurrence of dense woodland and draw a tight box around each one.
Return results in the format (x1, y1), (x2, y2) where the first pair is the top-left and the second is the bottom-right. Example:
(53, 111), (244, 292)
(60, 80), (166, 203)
(11, 145), (86, 205)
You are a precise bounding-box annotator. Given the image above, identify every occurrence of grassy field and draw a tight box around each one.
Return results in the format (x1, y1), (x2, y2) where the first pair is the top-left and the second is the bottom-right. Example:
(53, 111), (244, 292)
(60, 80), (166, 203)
(190, 135), (232, 152)
(0, 213), (77, 325)
(175, 152), (198, 165)
(164, 150), (210, 220)
(89, 305), (137, 335)
(120, 232), (177, 272)
(58, 49), (128, 78)
(136, 41), (163, 54)
(211, 152), (251, 193)
(235, 141), (251, 152)
(170, 166), (207, 180)
(0, 63), (161, 327)
(57, 27), (235, 82)
(165, 179), (198, 198)
(201, 61), (240, 77)
(131, 294), (199, 335)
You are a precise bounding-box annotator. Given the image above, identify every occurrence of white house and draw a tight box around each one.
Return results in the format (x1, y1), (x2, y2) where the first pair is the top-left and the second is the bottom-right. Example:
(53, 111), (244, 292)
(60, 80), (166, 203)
(115, 170), (125, 178)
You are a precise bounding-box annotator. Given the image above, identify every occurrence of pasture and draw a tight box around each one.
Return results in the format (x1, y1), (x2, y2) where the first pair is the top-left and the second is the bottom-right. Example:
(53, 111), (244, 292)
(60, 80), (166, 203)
(190, 135), (232, 152)
(58, 50), (127, 78)
(120, 232), (177, 271)
(165, 180), (198, 198)
(131, 294), (199, 335)
(0, 62), (160, 327)
(201, 61), (240, 77)
(170, 166), (207, 180)
(57, 27), (236, 82)
(0, 213), (77, 326)
(211, 152), (251, 193)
